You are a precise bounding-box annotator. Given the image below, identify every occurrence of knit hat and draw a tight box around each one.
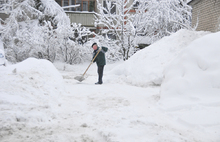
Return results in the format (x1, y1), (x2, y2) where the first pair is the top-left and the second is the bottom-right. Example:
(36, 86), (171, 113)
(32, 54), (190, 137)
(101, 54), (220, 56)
(92, 42), (97, 47)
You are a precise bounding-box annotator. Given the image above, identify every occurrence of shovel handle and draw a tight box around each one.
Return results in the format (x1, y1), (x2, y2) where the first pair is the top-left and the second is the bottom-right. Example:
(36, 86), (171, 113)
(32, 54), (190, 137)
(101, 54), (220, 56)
(82, 48), (102, 76)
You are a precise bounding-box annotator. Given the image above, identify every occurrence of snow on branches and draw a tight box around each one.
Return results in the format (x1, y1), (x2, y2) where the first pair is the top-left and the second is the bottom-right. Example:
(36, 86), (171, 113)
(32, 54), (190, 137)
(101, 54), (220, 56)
(134, 0), (192, 43)
(95, 0), (136, 60)
(0, 0), (93, 64)
(95, 0), (191, 60)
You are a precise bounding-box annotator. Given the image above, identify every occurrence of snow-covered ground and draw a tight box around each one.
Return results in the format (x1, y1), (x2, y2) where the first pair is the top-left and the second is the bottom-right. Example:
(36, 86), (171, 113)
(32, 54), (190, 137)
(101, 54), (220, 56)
(1, 29), (220, 142)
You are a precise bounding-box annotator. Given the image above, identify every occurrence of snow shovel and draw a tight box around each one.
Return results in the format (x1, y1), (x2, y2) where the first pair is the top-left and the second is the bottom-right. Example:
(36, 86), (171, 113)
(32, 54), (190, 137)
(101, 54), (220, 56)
(74, 48), (101, 82)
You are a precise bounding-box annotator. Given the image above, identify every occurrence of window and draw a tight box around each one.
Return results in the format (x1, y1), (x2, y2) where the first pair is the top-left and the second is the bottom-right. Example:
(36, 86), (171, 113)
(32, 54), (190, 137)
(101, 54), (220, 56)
(75, 0), (82, 11)
(70, 0), (95, 12)
(83, 1), (88, 11)
(71, 0), (75, 11)
(89, 1), (95, 12)
(63, 0), (69, 11)
(63, 0), (69, 6)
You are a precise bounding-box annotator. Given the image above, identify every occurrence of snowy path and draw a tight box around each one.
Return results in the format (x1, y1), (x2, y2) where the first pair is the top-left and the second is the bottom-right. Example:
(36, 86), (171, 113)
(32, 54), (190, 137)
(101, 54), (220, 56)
(0, 60), (219, 142)
(50, 63), (216, 142)
(55, 63), (163, 141)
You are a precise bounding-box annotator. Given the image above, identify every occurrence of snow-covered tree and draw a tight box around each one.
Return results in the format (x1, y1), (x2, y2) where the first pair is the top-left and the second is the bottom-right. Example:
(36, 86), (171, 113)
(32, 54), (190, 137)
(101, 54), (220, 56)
(0, 0), (93, 64)
(0, 0), (41, 62)
(133, 0), (192, 43)
(56, 23), (94, 64)
(95, 0), (136, 60)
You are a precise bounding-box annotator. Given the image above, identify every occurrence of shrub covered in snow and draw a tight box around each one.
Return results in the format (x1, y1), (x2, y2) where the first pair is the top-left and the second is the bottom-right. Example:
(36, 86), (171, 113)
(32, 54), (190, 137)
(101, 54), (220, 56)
(95, 0), (135, 60)
(134, 0), (192, 43)
(0, 0), (94, 64)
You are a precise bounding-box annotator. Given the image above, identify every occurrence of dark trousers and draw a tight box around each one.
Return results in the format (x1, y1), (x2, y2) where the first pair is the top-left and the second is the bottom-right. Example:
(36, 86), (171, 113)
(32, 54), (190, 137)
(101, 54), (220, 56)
(97, 65), (104, 83)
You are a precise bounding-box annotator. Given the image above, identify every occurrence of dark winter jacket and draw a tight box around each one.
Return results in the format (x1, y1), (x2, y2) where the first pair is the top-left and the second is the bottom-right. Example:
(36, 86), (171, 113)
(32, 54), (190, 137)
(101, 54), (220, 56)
(93, 46), (108, 66)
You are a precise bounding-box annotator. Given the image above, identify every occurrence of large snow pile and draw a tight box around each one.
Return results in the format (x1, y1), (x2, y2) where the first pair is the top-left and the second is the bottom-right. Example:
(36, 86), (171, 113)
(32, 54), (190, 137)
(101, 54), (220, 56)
(0, 58), (64, 139)
(157, 31), (220, 138)
(111, 29), (209, 87)
(161, 31), (220, 101)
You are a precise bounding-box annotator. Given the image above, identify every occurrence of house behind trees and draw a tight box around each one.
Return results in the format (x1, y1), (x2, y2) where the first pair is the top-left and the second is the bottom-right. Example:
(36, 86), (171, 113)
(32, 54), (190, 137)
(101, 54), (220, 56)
(54, 0), (136, 33)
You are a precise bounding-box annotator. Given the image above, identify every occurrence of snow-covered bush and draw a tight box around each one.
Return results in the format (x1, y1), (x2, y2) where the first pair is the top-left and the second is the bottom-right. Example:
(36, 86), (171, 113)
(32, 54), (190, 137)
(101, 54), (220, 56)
(1, 0), (41, 62)
(95, 0), (136, 60)
(134, 0), (192, 43)
(0, 0), (94, 64)
(49, 23), (94, 64)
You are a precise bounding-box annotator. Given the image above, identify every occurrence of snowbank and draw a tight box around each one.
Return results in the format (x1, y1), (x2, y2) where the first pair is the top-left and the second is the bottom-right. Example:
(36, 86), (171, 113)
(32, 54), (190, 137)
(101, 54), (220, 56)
(160, 31), (220, 104)
(0, 57), (64, 104)
(0, 58), (65, 139)
(110, 29), (209, 87)
(158, 32), (220, 139)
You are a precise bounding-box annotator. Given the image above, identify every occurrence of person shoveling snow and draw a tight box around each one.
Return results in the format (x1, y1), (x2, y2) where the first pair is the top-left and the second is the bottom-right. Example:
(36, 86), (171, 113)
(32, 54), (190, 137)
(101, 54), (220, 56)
(74, 43), (108, 84)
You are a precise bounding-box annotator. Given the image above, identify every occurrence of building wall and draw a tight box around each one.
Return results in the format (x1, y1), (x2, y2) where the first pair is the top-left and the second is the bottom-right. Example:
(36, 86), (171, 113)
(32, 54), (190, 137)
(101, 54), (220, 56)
(189, 0), (220, 32)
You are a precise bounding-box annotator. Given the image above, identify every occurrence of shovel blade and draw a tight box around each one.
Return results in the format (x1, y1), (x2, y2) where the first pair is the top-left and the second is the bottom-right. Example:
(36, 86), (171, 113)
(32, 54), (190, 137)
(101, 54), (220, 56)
(74, 76), (85, 82)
